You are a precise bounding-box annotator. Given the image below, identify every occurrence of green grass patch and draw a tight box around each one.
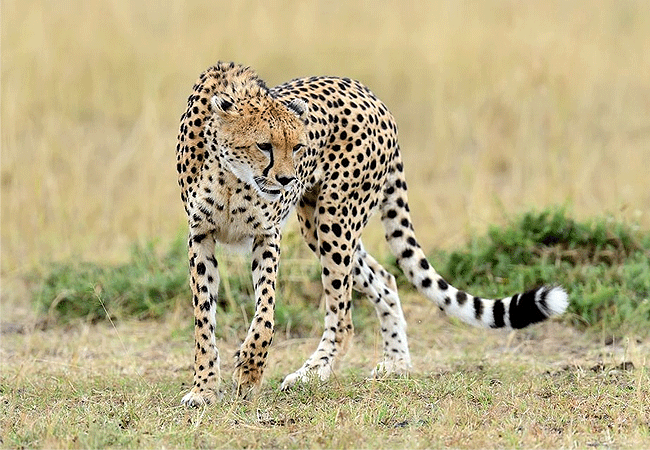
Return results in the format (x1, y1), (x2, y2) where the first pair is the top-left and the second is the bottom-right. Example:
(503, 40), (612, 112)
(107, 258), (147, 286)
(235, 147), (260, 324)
(32, 235), (190, 322)
(31, 230), (323, 337)
(433, 208), (650, 333)
(32, 208), (650, 334)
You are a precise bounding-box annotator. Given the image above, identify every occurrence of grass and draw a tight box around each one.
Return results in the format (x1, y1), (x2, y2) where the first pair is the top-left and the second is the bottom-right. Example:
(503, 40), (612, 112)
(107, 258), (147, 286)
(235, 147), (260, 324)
(30, 229), (324, 338)
(2, 0), (650, 447)
(4, 209), (646, 448)
(31, 237), (189, 322)
(3, 370), (646, 448)
(2, 314), (648, 449)
(32, 208), (650, 335)
(434, 209), (650, 333)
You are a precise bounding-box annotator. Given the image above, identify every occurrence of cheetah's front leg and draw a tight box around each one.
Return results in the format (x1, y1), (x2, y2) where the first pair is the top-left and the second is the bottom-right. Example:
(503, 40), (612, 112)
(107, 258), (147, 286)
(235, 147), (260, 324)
(181, 233), (222, 407)
(232, 231), (281, 397)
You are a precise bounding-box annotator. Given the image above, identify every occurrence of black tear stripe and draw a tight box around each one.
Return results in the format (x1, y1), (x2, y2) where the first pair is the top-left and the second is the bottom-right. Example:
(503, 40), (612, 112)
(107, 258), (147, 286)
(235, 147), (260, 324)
(261, 148), (274, 177)
(509, 288), (547, 329)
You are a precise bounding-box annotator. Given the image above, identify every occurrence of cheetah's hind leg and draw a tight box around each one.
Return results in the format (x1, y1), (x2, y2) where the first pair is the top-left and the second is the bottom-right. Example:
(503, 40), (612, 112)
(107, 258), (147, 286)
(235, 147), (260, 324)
(353, 242), (412, 377)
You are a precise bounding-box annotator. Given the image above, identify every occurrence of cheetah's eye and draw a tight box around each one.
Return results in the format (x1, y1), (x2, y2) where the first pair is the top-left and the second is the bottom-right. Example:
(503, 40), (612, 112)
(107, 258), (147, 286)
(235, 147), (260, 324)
(256, 142), (272, 152)
(293, 144), (304, 153)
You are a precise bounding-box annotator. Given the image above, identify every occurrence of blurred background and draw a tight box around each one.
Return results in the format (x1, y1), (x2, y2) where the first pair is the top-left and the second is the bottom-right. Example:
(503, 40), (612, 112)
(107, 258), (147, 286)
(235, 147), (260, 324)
(2, 0), (649, 274)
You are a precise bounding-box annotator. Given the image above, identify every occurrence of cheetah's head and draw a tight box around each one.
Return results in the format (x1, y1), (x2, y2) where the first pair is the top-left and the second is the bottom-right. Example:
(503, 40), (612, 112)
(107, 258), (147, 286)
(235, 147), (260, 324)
(208, 92), (308, 202)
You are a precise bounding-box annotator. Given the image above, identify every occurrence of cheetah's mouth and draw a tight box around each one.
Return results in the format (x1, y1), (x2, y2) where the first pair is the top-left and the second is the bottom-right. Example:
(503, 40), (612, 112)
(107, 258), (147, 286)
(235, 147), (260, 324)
(260, 186), (281, 196)
(253, 177), (282, 200)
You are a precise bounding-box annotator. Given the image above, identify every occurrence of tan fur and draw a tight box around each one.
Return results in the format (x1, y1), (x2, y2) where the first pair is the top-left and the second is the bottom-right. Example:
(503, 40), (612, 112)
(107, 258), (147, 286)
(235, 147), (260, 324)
(176, 62), (567, 406)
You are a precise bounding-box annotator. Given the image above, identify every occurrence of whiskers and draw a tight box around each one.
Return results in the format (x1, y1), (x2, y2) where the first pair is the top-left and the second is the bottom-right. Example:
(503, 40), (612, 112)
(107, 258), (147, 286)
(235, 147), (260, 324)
(292, 176), (306, 192)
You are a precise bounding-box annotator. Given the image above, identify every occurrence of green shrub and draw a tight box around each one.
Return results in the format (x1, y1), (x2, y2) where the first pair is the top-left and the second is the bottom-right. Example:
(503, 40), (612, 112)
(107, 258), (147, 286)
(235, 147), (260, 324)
(437, 208), (650, 333)
(33, 235), (189, 321)
(33, 208), (650, 334)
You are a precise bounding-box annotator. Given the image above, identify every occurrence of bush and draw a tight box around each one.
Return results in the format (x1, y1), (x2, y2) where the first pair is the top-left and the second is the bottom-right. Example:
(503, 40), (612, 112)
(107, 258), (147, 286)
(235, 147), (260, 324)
(33, 208), (650, 334)
(439, 209), (650, 332)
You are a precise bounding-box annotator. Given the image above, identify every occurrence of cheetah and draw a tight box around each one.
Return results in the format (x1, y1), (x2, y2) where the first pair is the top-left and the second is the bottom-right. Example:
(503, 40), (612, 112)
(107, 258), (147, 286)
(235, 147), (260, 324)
(176, 62), (568, 406)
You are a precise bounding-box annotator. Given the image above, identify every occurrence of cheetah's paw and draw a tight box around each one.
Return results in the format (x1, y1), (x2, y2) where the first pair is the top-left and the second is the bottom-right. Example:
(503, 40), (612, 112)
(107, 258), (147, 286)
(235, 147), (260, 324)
(371, 358), (412, 378)
(280, 364), (333, 391)
(231, 364), (264, 399)
(180, 387), (220, 407)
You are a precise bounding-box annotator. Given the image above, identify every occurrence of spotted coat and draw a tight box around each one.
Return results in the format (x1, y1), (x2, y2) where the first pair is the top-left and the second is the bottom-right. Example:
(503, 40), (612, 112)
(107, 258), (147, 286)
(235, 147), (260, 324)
(176, 62), (568, 406)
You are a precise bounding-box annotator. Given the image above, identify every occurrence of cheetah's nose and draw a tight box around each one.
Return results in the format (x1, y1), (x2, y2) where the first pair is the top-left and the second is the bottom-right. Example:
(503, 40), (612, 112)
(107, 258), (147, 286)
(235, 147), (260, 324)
(276, 175), (296, 187)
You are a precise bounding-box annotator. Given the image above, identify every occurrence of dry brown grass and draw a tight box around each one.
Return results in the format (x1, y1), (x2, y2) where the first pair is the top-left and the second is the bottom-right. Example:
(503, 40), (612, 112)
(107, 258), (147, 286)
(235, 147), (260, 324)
(2, 0), (649, 273)
(2, 297), (649, 448)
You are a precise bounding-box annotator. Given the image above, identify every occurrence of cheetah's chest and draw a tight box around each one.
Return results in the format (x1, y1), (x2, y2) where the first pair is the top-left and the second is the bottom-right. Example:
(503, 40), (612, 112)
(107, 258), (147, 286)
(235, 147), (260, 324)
(191, 173), (298, 249)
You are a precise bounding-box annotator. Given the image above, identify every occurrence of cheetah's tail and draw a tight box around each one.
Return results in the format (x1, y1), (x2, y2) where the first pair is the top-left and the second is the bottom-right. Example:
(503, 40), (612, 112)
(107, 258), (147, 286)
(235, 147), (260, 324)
(379, 154), (568, 329)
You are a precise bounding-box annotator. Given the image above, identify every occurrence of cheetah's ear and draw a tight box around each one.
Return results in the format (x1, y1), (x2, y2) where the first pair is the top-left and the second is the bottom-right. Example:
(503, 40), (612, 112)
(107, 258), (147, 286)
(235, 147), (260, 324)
(211, 94), (239, 117)
(286, 98), (309, 121)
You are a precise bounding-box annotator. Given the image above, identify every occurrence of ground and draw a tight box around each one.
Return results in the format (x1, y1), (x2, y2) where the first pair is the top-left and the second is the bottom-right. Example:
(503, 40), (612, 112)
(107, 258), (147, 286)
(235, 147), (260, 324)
(1, 282), (648, 449)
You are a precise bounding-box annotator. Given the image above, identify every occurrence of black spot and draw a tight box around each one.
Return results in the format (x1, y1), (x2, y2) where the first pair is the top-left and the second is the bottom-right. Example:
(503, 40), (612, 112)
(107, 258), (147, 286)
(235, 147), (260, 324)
(196, 263), (206, 276)
(492, 299), (505, 328)
(457, 291), (467, 305)
(437, 279), (448, 290)
(421, 277), (432, 288)
(419, 258), (429, 270)
(473, 297), (483, 320)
